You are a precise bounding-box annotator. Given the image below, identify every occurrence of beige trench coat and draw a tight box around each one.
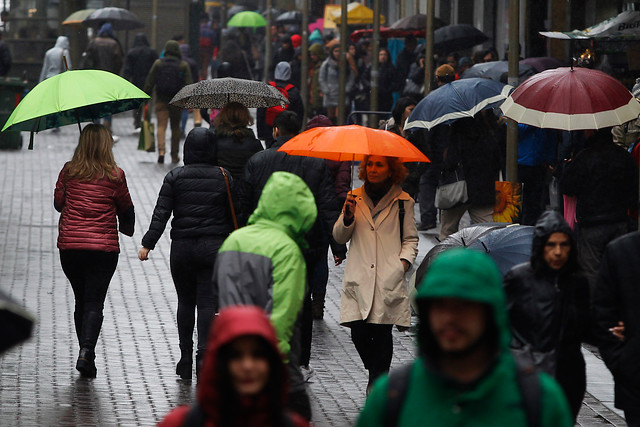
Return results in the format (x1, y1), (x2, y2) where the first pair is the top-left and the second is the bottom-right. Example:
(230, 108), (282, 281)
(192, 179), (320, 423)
(333, 184), (418, 327)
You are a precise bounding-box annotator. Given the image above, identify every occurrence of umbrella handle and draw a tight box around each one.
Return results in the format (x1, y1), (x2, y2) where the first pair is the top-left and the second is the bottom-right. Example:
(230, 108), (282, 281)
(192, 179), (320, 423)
(63, 55), (69, 71)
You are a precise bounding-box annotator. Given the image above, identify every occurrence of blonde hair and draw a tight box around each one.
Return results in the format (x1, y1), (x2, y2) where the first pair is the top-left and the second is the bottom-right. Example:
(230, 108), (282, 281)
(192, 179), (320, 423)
(66, 124), (119, 181)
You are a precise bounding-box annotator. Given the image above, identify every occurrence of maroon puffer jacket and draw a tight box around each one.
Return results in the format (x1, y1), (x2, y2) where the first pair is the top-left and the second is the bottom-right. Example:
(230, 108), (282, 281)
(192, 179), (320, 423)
(55, 163), (134, 253)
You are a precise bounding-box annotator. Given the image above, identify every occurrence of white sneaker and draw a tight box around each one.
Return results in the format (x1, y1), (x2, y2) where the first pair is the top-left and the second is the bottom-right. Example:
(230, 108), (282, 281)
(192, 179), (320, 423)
(132, 128), (141, 135)
(112, 135), (120, 143)
(300, 365), (314, 382)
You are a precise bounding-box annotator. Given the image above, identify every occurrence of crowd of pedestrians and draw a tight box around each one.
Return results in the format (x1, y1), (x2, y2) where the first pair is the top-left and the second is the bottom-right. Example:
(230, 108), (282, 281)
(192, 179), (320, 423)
(36, 7), (640, 426)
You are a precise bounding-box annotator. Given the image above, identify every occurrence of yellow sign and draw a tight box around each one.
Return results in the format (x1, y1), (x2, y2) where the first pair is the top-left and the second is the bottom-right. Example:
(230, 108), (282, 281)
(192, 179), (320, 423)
(324, 5), (339, 29)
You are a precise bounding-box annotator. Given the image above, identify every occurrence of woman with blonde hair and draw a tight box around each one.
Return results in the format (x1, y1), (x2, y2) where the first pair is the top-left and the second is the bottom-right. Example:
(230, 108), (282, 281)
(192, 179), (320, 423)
(333, 155), (418, 394)
(54, 124), (134, 378)
(212, 101), (263, 179)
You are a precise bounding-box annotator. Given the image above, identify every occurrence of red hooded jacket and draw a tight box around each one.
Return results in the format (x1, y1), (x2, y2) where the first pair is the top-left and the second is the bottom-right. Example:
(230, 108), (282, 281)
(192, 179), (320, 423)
(54, 163), (134, 253)
(158, 306), (309, 427)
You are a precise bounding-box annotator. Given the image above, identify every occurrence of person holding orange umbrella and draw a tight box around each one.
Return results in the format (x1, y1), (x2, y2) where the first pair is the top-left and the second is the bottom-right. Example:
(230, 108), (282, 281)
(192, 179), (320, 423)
(332, 155), (418, 395)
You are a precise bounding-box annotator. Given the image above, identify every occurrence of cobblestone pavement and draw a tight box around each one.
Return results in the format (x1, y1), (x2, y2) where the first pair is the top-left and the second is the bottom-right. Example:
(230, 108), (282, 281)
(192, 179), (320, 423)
(0, 115), (627, 426)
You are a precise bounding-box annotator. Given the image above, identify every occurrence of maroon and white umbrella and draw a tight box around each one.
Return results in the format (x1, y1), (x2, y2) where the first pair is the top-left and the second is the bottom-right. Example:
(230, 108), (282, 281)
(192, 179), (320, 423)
(500, 67), (640, 130)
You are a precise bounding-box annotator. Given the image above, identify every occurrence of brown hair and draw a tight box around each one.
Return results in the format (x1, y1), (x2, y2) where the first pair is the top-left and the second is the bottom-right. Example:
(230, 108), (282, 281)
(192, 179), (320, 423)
(66, 124), (119, 181)
(213, 101), (254, 137)
(358, 155), (408, 185)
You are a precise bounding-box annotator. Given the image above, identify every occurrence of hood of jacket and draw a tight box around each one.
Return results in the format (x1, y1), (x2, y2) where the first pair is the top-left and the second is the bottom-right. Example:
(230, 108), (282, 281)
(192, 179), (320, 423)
(274, 61), (291, 81)
(183, 128), (217, 165)
(197, 305), (287, 420)
(132, 33), (150, 48)
(163, 40), (181, 59)
(54, 36), (69, 50)
(97, 22), (115, 39)
(530, 210), (577, 274)
(416, 248), (510, 364)
(309, 43), (326, 61)
(248, 171), (317, 245)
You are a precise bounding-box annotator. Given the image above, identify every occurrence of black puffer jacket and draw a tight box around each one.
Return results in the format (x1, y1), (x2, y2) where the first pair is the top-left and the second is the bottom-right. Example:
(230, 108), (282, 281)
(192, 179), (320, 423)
(593, 231), (640, 412)
(214, 124), (263, 180)
(241, 135), (346, 257)
(142, 128), (236, 249)
(504, 210), (590, 418)
(560, 131), (638, 226)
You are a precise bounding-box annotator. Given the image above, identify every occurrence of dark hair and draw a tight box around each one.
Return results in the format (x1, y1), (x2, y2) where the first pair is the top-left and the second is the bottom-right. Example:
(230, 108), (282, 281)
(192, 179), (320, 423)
(358, 155), (408, 184)
(447, 52), (460, 61)
(217, 335), (286, 426)
(273, 111), (301, 136)
(392, 96), (417, 125)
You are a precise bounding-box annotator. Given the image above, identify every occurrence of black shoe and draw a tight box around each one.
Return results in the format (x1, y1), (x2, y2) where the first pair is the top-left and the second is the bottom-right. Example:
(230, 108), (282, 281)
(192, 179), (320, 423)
(157, 155), (164, 164)
(417, 222), (437, 231)
(76, 348), (97, 378)
(176, 347), (192, 380)
(195, 350), (205, 378)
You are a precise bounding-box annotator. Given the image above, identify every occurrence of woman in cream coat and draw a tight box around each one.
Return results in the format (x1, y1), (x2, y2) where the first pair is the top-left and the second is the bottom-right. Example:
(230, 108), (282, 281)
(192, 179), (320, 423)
(333, 155), (418, 394)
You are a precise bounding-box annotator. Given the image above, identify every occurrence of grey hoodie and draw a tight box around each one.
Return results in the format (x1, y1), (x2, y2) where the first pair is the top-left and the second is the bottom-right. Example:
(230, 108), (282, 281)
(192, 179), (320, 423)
(39, 36), (70, 82)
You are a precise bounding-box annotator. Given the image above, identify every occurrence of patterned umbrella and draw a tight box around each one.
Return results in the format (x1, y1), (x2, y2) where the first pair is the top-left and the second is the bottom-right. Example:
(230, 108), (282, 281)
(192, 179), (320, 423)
(170, 78), (289, 109)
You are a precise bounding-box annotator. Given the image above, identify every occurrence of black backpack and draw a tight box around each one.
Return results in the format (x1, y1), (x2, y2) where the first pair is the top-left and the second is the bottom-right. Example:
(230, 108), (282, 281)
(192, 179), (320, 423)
(384, 356), (541, 427)
(155, 57), (184, 98)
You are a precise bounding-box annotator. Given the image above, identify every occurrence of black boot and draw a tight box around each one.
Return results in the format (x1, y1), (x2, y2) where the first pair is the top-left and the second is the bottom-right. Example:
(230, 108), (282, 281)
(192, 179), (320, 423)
(73, 311), (83, 344)
(195, 349), (205, 378)
(76, 311), (103, 378)
(176, 346), (193, 380)
(312, 292), (326, 320)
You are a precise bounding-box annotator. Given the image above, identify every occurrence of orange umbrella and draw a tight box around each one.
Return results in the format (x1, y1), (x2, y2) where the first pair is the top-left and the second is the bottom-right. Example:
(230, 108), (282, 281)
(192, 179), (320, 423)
(277, 125), (430, 163)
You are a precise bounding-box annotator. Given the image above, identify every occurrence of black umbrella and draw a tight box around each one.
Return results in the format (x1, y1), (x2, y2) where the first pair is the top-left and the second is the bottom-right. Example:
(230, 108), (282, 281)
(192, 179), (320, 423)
(83, 7), (144, 31)
(227, 5), (247, 19)
(389, 13), (447, 31)
(276, 10), (302, 24)
(434, 24), (488, 54)
(469, 225), (534, 276)
(461, 60), (537, 85)
(261, 7), (282, 21)
(0, 290), (35, 354)
(412, 223), (508, 289)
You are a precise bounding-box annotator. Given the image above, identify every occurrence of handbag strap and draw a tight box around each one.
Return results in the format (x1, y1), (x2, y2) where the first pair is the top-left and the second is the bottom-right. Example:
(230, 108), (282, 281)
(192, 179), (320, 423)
(219, 167), (238, 230)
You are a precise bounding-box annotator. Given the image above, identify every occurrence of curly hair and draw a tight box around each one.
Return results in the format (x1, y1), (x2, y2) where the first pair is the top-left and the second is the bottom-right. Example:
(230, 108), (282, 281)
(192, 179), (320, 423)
(358, 155), (408, 185)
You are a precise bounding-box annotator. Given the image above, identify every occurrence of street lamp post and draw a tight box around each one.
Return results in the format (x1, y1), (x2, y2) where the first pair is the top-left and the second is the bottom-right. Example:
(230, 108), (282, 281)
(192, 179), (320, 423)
(337, 0), (347, 125)
(506, 0), (520, 182)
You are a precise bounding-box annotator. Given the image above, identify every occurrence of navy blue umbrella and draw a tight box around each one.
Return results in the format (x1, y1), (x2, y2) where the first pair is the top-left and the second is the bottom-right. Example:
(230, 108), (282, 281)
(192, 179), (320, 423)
(469, 225), (534, 277)
(404, 78), (513, 131)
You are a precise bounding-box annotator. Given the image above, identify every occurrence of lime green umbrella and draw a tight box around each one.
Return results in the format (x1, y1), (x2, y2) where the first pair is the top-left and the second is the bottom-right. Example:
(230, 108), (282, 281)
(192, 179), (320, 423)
(227, 11), (267, 28)
(2, 69), (149, 148)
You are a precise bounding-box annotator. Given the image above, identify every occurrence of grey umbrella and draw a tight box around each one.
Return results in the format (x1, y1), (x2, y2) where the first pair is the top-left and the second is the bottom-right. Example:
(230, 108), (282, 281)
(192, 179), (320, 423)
(83, 7), (144, 31)
(170, 78), (289, 109)
(389, 13), (447, 31)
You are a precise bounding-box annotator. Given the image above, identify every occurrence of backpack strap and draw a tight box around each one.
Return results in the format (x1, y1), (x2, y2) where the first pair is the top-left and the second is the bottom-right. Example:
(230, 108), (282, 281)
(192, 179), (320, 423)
(384, 363), (413, 427)
(182, 403), (206, 427)
(398, 200), (405, 243)
(513, 355), (542, 427)
(284, 83), (294, 91)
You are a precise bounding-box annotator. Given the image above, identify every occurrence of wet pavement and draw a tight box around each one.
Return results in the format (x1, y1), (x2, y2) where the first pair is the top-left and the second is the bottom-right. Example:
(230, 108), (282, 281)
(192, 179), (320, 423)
(0, 114), (627, 426)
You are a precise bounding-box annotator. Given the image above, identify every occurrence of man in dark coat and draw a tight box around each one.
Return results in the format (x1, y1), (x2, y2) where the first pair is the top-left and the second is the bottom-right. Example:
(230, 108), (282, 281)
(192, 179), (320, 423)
(124, 33), (158, 131)
(504, 210), (590, 420)
(240, 111), (346, 386)
(0, 32), (11, 77)
(394, 35), (417, 93)
(593, 231), (640, 426)
(559, 128), (638, 289)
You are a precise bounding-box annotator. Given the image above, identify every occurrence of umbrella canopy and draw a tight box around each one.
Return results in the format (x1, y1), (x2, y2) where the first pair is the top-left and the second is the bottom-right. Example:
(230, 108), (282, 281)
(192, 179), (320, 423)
(277, 125), (430, 163)
(170, 78), (288, 109)
(227, 11), (267, 28)
(62, 8), (96, 26)
(329, 2), (385, 25)
(461, 60), (536, 85)
(519, 56), (565, 73)
(434, 24), (488, 54)
(276, 10), (302, 24)
(227, 5), (248, 19)
(540, 10), (640, 41)
(469, 225), (534, 276)
(2, 70), (149, 133)
(500, 67), (640, 131)
(0, 290), (35, 354)
(405, 78), (513, 131)
(83, 7), (144, 31)
(389, 13), (447, 31)
(261, 7), (282, 20)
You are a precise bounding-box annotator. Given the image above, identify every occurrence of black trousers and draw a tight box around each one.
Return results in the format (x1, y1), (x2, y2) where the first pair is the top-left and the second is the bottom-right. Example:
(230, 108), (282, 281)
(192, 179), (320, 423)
(170, 237), (222, 353)
(518, 164), (547, 226)
(299, 246), (330, 367)
(349, 321), (393, 382)
(60, 249), (118, 348)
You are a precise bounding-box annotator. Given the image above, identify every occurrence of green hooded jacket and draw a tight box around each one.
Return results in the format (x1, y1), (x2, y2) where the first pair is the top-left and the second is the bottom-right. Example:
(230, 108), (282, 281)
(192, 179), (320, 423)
(214, 172), (317, 359)
(357, 249), (572, 427)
